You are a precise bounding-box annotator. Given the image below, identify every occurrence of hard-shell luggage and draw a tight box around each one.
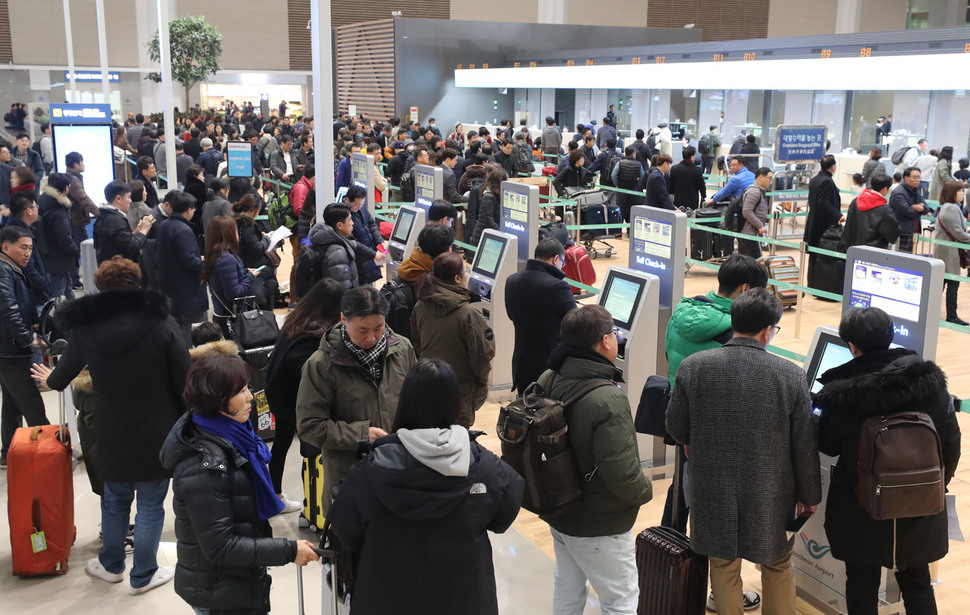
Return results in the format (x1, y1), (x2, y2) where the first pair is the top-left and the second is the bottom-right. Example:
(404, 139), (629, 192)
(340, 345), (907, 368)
(240, 345), (276, 441)
(562, 244), (596, 295)
(301, 454), (327, 533)
(580, 202), (609, 238)
(8, 408), (75, 575)
(808, 224), (845, 299)
(690, 206), (731, 261)
(760, 255), (800, 308)
(606, 203), (624, 237)
(636, 446), (706, 615)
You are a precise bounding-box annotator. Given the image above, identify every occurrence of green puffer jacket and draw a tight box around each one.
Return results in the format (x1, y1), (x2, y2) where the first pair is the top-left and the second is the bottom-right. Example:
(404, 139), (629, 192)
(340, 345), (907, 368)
(296, 324), (417, 488)
(539, 348), (653, 537)
(665, 292), (733, 387)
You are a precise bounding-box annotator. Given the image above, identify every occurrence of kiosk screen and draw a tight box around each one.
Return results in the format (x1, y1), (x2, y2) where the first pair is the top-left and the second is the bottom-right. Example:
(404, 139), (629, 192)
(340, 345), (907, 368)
(847, 259), (923, 323)
(805, 333), (853, 395)
(502, 188), (529, 223)
(632, 216), (673, 260)
(392, 210), (416, 244)
(473, 235), (507, 278)
(601, 271), (646, 330)
(415, 170), (434, 207)
(352, 158), (368, 188)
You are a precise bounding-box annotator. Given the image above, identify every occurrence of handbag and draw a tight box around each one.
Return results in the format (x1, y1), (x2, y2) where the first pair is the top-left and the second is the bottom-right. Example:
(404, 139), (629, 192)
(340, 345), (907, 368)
(937, 217), (970, 268)
(264, 247), (282, 268)
(634, 375), (674, 445)
(214, 292), (279, 348)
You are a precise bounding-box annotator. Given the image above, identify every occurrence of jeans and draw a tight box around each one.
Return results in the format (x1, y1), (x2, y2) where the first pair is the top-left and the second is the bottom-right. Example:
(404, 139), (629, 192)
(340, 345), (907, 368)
(551, 528), (638, 615)
(709, 550), (794, 615)
(48, 272), (75, 300)
(0, 355), (50, 457)
(101, 479), (170, 588)
(844, 563), (937, 615)
(702, 156), (715, 175)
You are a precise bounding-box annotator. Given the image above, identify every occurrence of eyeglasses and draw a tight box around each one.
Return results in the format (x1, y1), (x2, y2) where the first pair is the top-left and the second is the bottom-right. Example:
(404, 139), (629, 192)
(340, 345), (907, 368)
(772, 325), (782, 335)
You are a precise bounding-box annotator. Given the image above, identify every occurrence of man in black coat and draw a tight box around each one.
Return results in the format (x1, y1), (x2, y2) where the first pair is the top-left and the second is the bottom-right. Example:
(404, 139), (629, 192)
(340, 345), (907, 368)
(504, 238), (577, 393)
(642, 154), (676, 210)
(668, 146), (706, 210)
(93, 180), (154, 265)
(134, 156), (159, 209)
(3, 193), (50, 307)
(739, 134), (761, 172)
(155, 191), (206, 346)
(815, 307), (960, 615)
(35, 263), (191, 594)
(804, 155), (844, 290)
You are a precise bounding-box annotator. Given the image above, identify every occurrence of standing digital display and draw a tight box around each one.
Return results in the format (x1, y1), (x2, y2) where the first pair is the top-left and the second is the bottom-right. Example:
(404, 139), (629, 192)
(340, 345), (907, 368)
(632, 217), (673, 260)
(226, 141), (253, 178)
(628, 206), (687, 311)
(52, 125), (115, 204)
(848, 259), (923, 323)
(351, 158), (368, 189)
(499, 181), (538, 265)
(415, 168), (435, 208)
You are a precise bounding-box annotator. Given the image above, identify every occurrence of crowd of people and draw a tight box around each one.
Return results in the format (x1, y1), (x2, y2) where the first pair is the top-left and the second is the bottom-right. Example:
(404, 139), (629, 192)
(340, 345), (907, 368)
(0, 101), (964, 615)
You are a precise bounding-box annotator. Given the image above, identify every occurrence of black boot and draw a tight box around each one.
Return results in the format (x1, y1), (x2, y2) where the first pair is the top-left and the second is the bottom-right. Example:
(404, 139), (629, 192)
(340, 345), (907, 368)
(945, 281), (967, 325)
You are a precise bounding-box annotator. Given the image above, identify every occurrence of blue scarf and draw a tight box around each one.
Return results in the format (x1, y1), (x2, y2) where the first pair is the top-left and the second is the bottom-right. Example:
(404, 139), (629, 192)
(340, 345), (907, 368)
(191, 411), (284, 521)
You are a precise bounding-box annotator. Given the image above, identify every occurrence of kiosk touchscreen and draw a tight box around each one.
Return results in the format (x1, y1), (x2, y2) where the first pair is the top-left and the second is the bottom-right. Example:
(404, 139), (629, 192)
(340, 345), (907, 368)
(500, 181), (539, 268)
(351, 153), (375, 206)
(468, 230), (518, 394)
(628, 205), (687, 377)
(413, 164), (442, 215)
(842, 246), (944, 359)
(385, 205), (425, 281)
(598, 266), (660, 464)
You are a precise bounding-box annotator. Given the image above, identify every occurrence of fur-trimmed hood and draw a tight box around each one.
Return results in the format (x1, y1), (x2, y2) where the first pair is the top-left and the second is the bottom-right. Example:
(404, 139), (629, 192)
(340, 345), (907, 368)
(71, 368), (93, 394)
(56, 288), (173, 356)
(815, 348), (947, 417)
(40, 185), (72, 208)
(189, 339), (240, 361)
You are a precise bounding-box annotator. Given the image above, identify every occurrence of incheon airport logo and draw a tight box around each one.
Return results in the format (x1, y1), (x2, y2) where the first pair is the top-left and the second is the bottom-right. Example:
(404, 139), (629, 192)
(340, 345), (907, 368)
(799, 532), (831, 560)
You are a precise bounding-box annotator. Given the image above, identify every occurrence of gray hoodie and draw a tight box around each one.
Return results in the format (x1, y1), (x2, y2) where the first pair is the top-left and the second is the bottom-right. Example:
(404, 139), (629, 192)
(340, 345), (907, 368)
(397, 426), (471, 477)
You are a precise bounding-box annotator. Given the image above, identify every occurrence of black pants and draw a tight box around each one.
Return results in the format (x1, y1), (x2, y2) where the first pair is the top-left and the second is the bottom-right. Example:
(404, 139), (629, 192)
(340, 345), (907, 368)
(268, 402), (297, 494)
(944, 279), (960, 320)
(660, 444), (689, 533)
(70, 225), (88, 288)
(844, 562), (936, 615)
(702, 156), (714, 175)
(737, 236), (763, 259)
(0, 355), (50, 457)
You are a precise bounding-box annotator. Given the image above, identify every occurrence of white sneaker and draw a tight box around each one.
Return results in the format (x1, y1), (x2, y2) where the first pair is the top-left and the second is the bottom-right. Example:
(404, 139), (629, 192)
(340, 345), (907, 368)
(279, 493), (303, 514)
(86, 557), (123, 583)
(130, 566), (174, 595)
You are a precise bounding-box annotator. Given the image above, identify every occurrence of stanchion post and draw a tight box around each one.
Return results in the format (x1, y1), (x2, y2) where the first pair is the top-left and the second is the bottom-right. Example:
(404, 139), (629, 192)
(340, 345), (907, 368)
(795, 241), (808, 340)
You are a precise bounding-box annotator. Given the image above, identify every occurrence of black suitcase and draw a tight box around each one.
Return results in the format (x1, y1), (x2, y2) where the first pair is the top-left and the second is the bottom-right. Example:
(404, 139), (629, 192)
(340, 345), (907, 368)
(690, 207), (722, 261)
(808, 225), (845, 299)
(581, 203), (609, 238)
(606, 203), (624, 237)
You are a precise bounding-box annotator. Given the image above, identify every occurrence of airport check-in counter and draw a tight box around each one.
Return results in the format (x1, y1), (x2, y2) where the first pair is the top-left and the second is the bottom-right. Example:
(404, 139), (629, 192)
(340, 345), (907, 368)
(597, 266), (660, 465)
(385, 205), (425, 281)
(467, 230), (518, 396)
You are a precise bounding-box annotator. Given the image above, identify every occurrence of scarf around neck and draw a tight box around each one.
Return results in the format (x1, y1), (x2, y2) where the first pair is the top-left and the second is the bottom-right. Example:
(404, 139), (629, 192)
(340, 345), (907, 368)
(191, 411), (283, 521)
(342, 326), (387, 383)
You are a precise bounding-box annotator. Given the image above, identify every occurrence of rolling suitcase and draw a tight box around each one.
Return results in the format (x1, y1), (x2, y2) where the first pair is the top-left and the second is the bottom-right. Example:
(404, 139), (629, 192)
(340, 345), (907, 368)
(606, 203), (624, 237)
(808, 225), (846, 299)
(8, 394), (75, 576)
(301, 454), (327, 533)
(760, 255), (800, 308)
(580, 202), (609, 238)
(690, 207), (722, 261)
(636, 446), (707, 615)
(563, 244), (596, 295)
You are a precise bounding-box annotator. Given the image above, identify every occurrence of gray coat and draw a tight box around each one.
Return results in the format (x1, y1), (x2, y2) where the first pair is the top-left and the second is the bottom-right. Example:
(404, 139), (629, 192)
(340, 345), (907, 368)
(929, 158), (955, 204)
(741, 184), (768, 236)
(666, 337), (822, 564)
(933, 202), (970, 275)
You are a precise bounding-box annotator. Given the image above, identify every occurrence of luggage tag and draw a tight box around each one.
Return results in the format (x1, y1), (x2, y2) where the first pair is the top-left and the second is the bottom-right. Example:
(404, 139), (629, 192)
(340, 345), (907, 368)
(30, 531), (48, 553)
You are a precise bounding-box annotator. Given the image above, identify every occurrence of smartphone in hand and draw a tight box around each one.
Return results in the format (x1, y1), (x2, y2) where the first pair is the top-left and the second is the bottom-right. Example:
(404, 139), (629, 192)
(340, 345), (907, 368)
(786, 510), (813, 539)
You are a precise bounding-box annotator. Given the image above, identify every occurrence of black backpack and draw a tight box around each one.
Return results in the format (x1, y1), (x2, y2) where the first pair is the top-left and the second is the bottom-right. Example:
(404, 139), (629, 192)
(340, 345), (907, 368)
(723, 185), (757, 233)
(379, 277), (414, 338)
(891, 145), (913, 166)
(697, 133), (712, 155)
(514, 142), (535, 174)
(601, 153), (623, 187)
(497, 371), (616, 517)
(293, 242), (328, 300)
(400, 169), (416, 202)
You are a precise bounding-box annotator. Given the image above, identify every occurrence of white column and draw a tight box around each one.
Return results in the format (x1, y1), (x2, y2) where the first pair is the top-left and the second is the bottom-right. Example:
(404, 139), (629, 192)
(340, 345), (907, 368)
(156, 0), (176, 188)
(62, 0), (77, 103)
(537, 0), (568, 24)
(835, 0), (862, 34)
(311, 0), (335, 212)
(94, 0), (111, 105)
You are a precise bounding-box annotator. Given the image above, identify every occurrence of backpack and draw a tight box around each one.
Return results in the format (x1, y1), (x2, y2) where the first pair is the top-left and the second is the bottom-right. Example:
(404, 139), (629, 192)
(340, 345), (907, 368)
(601, 153), (623, 187)
(293, 242), (328, 300)
(31, 140), (42, 156)
(496, 371), (615, 517)
(465, 174), (485, 195)
(267, 191), (298, 230)
(399, 168), (416, 202)
(890, 145), (913, 166)
(697, 133), (712, 155)
(514, 143), (535, 174)
(379, 277), (414, 339)
(723, 184), (758, 232)
(856, 410), (945, 521)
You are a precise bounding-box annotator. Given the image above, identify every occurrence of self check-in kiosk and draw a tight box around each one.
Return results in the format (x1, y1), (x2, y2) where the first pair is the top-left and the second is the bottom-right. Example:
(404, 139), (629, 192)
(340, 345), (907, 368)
(794, 246), (944, 615)
(467, 230), (518, 394)
(385, 205), (426, 281)
(500, 180), (539, 269)
(413, 164), (442, 217)
(351, 152), (375, 207)
(597, 266), (660, 464)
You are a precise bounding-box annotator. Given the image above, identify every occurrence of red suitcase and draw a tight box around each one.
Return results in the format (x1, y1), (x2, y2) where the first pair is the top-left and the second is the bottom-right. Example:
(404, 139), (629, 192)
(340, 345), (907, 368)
(8, 419), (75, 576)
(563, 244), (596, 295)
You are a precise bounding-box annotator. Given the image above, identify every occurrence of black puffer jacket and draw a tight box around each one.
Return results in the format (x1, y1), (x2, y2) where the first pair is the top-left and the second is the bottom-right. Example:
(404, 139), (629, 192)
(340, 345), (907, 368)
(0, 254), (36, 357)
(159, 412), (298, 611)
(815, 348), (961, 567)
